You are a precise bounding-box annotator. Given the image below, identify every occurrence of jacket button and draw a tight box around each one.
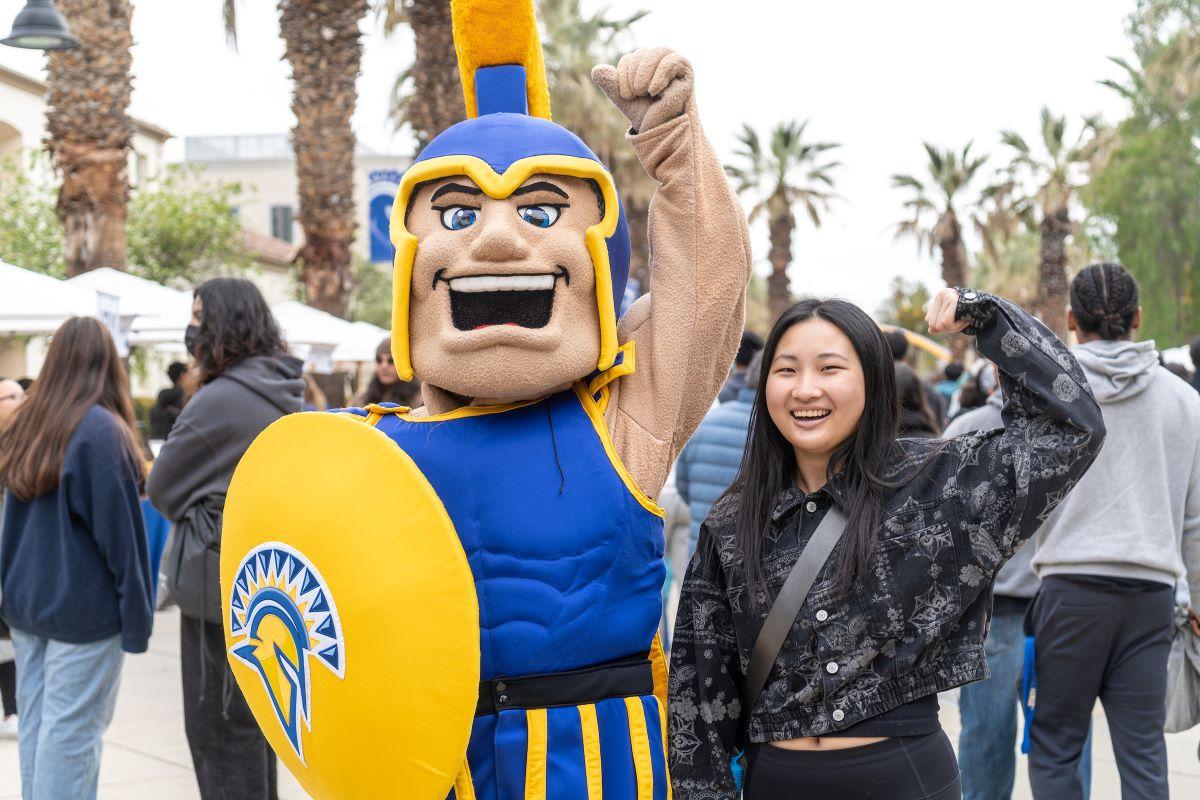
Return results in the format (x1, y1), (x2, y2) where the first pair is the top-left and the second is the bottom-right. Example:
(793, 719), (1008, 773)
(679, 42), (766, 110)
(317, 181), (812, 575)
(496, 682), (507, 692)
(498, 694), (509, 705)
(805, 501), (818, 513)
(832, 709), (845, 722)
(815, 609), (829, 622)
(826, 662), (839, 675)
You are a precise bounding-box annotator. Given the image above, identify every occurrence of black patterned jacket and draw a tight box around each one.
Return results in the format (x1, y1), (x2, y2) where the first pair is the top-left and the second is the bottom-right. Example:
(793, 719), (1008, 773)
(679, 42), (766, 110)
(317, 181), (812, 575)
(667, 291), (1106, 798)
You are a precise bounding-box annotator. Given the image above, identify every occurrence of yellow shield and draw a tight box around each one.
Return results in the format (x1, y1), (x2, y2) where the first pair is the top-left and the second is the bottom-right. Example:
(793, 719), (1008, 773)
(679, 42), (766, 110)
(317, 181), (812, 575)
(221, 412), (479, 799)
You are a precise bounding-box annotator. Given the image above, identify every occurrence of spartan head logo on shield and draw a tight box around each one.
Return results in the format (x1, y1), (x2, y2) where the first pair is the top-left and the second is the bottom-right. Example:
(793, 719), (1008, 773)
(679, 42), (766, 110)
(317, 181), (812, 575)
(228, 542), (346, 763)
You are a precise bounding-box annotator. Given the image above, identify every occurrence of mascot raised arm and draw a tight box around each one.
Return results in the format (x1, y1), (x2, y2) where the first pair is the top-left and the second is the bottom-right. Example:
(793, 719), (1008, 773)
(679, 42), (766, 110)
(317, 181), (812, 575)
(221, 1), (751, 797)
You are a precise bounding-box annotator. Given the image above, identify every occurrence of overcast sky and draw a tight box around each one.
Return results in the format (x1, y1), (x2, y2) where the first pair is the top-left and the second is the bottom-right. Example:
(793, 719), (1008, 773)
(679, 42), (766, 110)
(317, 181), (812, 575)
(0, 0), (1136, 311)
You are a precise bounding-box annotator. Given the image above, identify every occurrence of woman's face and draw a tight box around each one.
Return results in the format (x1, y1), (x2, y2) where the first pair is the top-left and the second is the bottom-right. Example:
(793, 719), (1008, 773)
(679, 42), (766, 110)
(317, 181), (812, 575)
(376, 350), (398, 385)
(765, 317), (866, 466)
(191, 296), (202, 326)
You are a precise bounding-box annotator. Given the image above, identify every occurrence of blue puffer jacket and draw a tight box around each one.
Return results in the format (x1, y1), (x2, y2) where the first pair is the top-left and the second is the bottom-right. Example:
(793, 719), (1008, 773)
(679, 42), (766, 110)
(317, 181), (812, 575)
(675, 386), (754, 555)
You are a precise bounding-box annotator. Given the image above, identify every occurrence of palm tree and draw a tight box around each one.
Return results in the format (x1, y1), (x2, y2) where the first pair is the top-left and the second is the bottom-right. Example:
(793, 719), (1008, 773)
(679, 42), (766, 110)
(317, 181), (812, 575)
(45, 0), (135, 276)
(892, 143), (987, 294)
(726, 121), (841, 319)
(997, 109), (1097, 337)
(225, 1), (369, 317)
(381, 0), (465, 149)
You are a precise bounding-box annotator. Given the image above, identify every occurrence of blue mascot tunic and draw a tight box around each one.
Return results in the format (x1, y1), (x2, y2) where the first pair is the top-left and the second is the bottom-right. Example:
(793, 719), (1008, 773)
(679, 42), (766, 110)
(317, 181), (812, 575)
(360, 376), (669, 799)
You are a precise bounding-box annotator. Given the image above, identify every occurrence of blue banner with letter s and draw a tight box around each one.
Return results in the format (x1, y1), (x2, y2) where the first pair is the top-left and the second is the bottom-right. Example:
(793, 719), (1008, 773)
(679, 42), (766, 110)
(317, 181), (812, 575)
(368, 169), (404, 264)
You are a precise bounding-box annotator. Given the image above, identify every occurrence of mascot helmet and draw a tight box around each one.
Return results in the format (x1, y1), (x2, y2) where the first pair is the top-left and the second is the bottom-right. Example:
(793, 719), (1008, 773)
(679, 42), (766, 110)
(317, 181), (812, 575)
(389, 0), (631, 382)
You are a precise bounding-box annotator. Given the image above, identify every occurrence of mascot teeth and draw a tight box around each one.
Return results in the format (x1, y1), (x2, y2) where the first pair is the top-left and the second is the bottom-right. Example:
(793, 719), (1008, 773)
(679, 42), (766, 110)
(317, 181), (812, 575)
(448, 274), (558, 292)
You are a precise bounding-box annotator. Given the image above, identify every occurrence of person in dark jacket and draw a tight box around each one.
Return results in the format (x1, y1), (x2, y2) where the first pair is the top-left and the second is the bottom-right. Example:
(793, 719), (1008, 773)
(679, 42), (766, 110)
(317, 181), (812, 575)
(148, 361), (188, 440)
(0, 317), (154, 800)
(719, 331), (764, 403)
(148, 278), (302, 800)
(668, 288), (1104, 799)
(353, 337), (422, 407)
(895, 363), (941, 438)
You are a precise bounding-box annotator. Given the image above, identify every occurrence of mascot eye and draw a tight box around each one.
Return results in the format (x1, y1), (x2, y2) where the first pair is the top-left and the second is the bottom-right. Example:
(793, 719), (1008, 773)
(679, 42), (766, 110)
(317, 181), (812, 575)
(518, 205), (561, 228)
(440, 206), (478, 230)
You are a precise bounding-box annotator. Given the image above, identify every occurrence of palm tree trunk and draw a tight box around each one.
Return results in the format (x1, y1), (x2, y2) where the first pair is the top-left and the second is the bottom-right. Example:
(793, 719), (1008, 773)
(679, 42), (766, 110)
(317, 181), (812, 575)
(1037, 204), (1071, 339)
(767, 206), (795, 320)
(45, 0), (134, 277)
(405, 0), (465, 149)
(279, 0), (369, 318)
(936, 211), (970, 358)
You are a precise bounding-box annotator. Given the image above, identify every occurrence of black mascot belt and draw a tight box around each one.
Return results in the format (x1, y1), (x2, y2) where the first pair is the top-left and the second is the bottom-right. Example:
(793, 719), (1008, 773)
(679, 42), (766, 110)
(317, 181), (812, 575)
(475, 654), (654, 716)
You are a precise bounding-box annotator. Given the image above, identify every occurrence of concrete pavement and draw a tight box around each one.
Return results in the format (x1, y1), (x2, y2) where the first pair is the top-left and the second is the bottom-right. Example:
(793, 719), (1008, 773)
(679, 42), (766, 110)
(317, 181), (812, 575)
(1, 609), (1198, 798)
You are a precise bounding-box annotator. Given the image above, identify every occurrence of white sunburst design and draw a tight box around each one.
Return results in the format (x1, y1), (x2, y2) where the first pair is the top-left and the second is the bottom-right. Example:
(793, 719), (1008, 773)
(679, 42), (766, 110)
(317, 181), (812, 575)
(228, 541), (345, 763)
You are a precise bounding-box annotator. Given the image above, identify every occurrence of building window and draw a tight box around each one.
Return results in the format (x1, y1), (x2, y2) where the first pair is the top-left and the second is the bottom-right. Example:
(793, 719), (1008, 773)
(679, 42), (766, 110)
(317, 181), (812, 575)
(270, 205), (294, 243)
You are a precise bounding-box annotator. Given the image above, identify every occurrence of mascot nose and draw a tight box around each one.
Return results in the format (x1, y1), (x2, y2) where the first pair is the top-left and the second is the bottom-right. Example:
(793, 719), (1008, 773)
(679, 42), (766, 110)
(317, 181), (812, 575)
(470, 215), (532, 263)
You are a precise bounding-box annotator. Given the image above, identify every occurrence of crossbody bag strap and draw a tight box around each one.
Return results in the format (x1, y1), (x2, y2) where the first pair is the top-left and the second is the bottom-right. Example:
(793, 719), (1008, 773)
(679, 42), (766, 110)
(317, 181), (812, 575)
(741, 506), (849, 734)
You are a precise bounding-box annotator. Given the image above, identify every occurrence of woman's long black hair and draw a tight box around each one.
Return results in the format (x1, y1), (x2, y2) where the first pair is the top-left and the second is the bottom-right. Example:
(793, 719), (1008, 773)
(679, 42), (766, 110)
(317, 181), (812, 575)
(727, 299), (899, 605)
(193, 278), (286, 384)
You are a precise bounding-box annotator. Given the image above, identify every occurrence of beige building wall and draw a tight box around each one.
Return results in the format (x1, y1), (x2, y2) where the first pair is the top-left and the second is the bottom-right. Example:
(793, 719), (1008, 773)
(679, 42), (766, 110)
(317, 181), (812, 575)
(0, 65), (170, 184)
(182, 135), (409, 260)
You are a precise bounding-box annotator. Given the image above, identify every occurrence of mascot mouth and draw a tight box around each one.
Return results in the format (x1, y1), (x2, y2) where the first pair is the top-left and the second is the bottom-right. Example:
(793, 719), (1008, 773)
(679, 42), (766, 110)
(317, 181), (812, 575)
(435, 267), (570, 331)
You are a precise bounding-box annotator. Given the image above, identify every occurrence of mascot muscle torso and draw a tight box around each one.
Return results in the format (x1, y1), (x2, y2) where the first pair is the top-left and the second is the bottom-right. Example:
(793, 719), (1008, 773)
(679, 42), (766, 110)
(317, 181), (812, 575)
(220, 1), (751, 797)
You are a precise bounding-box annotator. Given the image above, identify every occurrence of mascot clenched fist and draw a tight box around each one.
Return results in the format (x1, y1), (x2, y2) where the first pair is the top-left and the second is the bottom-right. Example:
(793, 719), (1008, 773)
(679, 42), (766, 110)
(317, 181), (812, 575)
(221, 1), (751, 798)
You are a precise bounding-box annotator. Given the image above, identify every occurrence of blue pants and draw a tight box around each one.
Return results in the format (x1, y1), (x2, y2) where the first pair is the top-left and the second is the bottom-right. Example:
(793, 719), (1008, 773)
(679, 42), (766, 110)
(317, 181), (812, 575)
(11, 629), (124, 800)
(958, 596), (1091, 800)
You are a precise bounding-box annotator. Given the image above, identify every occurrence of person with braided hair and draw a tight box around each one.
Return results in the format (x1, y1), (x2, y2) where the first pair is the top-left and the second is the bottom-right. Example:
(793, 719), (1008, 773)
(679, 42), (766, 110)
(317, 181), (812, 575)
(1027, 262), (1200, 799)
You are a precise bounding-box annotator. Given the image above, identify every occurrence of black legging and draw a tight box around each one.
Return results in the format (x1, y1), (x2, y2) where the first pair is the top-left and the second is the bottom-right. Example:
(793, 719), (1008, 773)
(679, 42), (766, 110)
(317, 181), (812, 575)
(0, 659), (15, 716)
(746, 730), (962, 799)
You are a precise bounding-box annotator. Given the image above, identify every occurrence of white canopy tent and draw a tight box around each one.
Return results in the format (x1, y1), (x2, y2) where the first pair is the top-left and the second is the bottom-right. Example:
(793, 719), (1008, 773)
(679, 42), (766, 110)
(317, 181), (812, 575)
(270, 301), (387, 373)
(66, 267), (193, 349)
(0, 260), (118, 335)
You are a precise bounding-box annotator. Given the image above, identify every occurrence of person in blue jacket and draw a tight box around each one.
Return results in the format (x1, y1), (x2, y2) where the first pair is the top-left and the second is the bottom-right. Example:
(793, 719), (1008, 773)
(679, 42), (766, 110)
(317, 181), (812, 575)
(676, 352), (761, 558)
(0, 317), (154, 800)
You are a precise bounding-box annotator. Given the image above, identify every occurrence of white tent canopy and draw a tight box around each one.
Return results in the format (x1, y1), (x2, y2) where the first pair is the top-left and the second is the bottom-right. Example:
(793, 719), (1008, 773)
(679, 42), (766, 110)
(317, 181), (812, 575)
(0, 260), (121, 335)
(67, 267), (193, 347)
(268, 301), (387, 371)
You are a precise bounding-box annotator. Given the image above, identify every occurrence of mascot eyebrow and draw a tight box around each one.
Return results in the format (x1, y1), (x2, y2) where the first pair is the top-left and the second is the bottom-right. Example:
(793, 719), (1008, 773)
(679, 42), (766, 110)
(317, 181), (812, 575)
(407, 177), (606, 224)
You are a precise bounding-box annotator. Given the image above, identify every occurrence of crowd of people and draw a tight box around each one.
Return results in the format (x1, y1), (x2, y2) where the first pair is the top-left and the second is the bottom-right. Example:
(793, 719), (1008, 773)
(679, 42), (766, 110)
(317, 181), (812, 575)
(0, 265), (1197, 798)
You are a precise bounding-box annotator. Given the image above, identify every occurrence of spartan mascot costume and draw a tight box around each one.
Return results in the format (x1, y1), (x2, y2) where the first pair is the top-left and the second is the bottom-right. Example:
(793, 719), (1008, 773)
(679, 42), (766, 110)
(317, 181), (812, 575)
(221, 1), (751, 797)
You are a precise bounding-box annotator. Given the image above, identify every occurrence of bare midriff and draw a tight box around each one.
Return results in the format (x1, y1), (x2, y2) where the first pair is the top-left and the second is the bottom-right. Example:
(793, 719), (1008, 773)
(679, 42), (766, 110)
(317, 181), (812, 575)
(768, 736), (889, 751)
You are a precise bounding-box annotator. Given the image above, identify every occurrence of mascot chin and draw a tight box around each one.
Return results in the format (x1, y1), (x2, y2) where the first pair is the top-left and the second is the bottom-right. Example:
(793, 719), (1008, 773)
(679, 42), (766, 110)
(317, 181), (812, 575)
(220, 1), (751, 797)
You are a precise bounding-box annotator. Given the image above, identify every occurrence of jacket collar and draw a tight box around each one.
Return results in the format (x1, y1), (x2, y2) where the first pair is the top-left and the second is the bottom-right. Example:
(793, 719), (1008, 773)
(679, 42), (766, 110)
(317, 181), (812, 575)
(770, 474), (844, 523)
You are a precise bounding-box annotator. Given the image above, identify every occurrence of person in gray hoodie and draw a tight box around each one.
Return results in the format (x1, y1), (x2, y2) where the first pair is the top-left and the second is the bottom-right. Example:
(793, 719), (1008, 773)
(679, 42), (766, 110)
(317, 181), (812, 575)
(148, 278), (303, 800)
(1027, 263), (1200, 800)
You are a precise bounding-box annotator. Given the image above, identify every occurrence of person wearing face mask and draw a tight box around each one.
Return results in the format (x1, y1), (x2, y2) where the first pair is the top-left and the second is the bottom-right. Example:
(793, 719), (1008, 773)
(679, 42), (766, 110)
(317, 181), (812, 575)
(668, 288), (1105, 799)
(148, 278), (303, 800)
(353, 337), (421, 407)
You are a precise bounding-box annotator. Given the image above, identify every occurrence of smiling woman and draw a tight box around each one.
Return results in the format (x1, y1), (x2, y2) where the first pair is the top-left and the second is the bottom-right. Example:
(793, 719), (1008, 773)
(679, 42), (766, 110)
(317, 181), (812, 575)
(668, 288), (1108, 799)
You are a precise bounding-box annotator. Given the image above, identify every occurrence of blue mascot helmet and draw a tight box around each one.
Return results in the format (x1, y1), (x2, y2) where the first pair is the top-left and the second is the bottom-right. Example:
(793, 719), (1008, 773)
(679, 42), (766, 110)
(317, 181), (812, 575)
(388, 0), (631, 382)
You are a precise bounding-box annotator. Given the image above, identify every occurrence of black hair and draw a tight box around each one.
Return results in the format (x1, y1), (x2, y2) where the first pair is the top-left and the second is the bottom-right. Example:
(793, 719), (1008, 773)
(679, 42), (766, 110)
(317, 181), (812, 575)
(1069, 263), (1139, 341)
(727, 298), (899, 604)
(167, 362), (187, 384)
(883, 328), (909, 361)
(943, 361), (964, 382)
(1189, 338), (1200, 373)
(736, 330), (765, 367)
(193, 278), (286, 384)
(895, 364), (941, 436)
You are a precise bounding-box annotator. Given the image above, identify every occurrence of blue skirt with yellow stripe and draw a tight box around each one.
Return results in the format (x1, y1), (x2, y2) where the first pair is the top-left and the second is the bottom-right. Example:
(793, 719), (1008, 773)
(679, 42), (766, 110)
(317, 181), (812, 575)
(450, 694), (670, 800)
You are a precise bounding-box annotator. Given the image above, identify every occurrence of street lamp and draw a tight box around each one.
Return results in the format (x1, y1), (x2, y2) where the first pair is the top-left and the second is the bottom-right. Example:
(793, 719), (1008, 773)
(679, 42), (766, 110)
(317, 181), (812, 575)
(2, 0), (80, 50)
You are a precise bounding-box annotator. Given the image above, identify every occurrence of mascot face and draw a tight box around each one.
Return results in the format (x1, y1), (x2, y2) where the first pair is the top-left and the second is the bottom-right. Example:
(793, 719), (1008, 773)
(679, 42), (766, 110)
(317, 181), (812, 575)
(406, 172), (603, 400)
